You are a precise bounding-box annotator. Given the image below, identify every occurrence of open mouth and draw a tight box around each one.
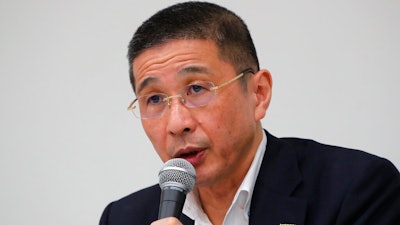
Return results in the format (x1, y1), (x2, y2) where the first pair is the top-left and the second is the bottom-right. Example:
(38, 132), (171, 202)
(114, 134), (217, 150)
(176, 148), (205, 166)
(179, 150), (199, 158)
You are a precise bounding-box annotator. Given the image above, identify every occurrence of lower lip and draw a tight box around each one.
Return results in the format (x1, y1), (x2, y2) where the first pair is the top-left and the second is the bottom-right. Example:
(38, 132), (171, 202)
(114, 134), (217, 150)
(180, 150), (205, 167)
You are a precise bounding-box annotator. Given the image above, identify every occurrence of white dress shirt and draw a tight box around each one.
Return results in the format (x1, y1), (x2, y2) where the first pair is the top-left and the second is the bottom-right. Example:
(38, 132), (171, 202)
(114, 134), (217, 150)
(183, 131), (267, 225)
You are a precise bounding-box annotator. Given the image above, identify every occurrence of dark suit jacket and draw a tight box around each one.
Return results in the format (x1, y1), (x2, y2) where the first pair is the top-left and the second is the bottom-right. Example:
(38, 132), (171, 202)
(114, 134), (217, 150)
(100, 131), (400, 225)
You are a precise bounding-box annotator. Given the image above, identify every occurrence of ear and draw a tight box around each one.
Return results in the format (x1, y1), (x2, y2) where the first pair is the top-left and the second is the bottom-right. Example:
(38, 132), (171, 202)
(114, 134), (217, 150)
(251, 69), (272, 121)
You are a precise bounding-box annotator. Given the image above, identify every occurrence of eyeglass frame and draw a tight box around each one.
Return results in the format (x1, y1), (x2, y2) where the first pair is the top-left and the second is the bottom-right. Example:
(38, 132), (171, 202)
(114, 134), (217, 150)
(127, 68), (255, 119)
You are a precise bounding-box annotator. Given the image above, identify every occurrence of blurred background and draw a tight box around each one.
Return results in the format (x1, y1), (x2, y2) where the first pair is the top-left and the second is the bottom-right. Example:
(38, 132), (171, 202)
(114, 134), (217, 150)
(1, 0), (399, 224)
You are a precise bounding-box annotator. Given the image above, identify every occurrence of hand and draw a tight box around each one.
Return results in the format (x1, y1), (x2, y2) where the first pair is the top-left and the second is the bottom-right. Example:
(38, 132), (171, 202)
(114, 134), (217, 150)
(150, 217), (183, 225)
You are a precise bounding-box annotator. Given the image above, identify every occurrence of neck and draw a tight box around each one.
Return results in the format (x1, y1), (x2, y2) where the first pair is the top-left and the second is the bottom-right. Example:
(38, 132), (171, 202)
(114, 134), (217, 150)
(196, 128), (264, 225)
(197, 180), (241, 225)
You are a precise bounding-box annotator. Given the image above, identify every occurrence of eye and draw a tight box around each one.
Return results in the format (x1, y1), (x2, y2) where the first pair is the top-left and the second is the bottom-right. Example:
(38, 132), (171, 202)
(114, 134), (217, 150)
(186, 83), (210, 96)
(145, 94), (163, 105)
(191, 85), (204, 93)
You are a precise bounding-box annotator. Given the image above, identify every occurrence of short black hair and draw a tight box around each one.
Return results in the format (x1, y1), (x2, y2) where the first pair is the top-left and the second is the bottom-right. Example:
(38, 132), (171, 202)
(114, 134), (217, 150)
(128, 1), (259, 92)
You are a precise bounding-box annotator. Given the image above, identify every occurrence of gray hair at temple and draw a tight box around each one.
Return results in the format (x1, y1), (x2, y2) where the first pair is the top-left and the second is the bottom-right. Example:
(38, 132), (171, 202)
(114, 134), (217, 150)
(127, 1), (260, 93)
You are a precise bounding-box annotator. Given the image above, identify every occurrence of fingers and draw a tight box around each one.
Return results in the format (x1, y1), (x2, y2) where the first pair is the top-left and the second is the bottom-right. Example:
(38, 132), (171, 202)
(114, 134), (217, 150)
(150, 217), (183, 225)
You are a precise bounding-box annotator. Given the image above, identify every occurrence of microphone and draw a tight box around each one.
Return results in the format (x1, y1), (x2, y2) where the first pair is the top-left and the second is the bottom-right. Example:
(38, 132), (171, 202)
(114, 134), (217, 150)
(158, 158), (196, 219)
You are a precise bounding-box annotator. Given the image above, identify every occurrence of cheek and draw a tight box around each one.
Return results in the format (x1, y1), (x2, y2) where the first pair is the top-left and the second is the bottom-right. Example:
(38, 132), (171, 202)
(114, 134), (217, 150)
(198, 106), (226, 131)
(142, 121), (157, 140)
(142, 121), (168, 159)
(214, 100), (244, 126)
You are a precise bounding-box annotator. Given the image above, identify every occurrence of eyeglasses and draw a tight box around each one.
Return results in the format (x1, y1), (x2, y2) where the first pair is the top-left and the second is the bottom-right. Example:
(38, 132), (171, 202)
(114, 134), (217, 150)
(128, 68), (254, 119)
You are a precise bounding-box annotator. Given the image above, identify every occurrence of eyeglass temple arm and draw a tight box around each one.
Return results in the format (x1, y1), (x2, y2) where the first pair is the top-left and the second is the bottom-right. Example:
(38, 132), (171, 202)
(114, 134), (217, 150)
(127, 99), (137, 110)
(210, 68), (254, 91)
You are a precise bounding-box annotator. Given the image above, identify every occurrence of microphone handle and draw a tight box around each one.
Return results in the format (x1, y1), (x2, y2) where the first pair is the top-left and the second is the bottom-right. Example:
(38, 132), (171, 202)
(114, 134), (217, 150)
(158, 187), (187, 219)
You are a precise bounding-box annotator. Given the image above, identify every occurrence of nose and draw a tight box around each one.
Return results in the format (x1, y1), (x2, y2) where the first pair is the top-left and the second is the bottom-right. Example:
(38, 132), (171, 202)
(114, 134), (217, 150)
(165, 97), (196, 135)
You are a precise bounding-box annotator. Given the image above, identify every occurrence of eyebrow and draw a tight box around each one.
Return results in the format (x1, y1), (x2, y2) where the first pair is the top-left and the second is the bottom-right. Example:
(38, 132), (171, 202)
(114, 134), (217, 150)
(137, 76), (158, 94)
(177, 66), (212, 76)
(136, 66), (213, 94)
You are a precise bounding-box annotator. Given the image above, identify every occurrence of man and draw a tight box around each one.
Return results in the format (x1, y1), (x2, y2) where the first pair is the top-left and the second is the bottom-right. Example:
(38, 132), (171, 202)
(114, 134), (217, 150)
(100, 2), (400, 225)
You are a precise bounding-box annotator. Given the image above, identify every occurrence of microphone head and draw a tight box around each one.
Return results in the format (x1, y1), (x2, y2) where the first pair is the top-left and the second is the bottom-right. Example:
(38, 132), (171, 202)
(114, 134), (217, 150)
(158, 158), (196, 194)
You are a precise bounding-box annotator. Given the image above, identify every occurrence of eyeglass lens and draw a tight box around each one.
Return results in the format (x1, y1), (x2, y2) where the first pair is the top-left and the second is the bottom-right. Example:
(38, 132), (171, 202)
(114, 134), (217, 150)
(132, 81), (216, 118)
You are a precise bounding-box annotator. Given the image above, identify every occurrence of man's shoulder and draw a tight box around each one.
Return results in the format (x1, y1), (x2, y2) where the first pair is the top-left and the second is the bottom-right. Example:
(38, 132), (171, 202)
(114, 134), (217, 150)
(112, 184), (160, 211)
(280, 136), (391, 170)
(100, 184), (160, 225)
(267, 130), (389, 167)
(265, 131), (399, 186)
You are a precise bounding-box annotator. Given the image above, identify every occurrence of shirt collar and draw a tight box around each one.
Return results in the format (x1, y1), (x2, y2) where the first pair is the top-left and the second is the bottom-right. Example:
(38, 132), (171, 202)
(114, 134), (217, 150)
(234, 130), (267, 211)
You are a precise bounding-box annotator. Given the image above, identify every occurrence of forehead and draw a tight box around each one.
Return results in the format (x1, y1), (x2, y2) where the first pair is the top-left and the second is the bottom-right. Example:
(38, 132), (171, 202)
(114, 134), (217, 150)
(132, 39), (233, 93)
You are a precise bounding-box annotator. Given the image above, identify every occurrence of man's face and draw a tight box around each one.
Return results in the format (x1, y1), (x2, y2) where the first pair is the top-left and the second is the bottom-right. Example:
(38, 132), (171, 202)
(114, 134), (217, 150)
(132, 39), (268, 187)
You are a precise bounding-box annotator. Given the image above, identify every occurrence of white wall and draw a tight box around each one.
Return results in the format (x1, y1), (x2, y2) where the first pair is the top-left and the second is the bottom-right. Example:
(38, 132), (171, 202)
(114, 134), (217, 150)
(0, 0), (399, 224)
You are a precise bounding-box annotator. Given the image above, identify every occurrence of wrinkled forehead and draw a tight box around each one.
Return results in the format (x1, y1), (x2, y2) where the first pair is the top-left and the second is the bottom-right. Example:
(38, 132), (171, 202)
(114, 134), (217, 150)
(132, 39), (231, 93)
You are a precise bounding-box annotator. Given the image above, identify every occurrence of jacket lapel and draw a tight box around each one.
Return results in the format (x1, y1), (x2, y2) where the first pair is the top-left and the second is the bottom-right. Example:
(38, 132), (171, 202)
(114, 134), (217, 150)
(249, 131), (307, 225)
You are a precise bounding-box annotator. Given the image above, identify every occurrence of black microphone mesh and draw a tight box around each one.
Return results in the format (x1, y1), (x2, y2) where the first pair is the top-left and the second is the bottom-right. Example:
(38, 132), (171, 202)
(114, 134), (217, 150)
(158, 158), (196, 193)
